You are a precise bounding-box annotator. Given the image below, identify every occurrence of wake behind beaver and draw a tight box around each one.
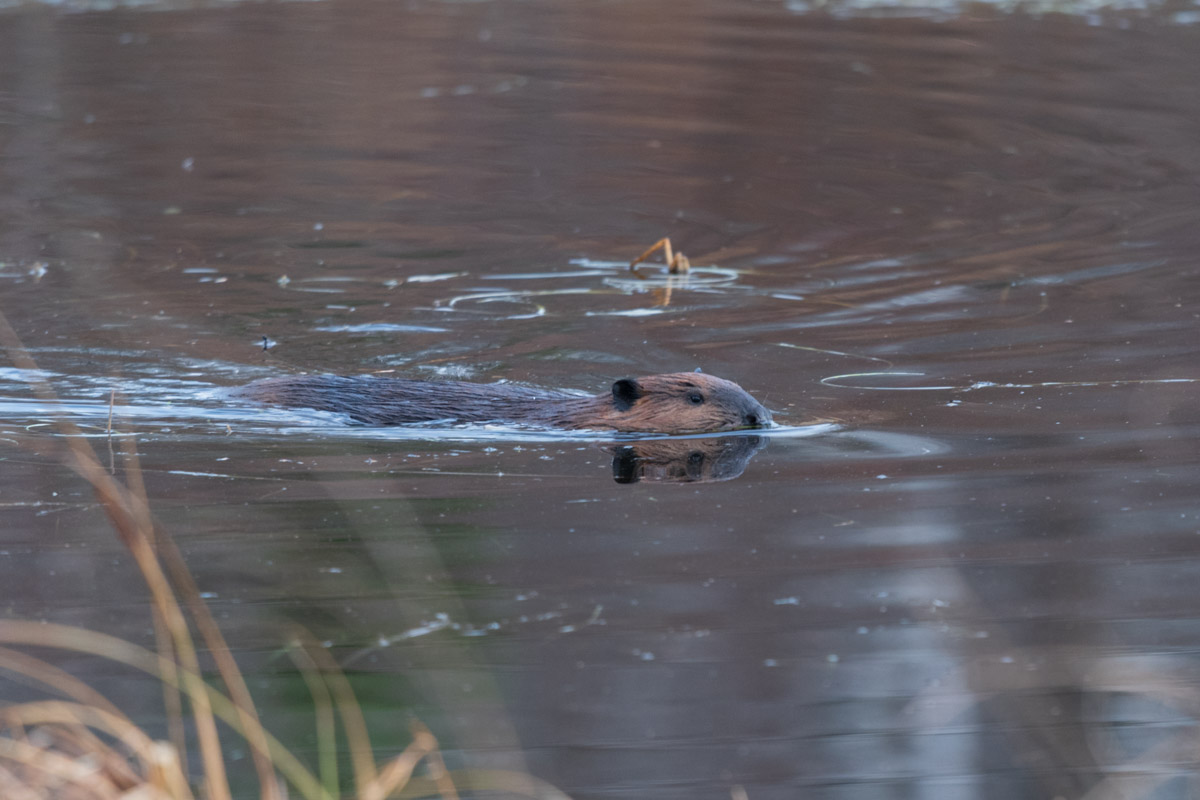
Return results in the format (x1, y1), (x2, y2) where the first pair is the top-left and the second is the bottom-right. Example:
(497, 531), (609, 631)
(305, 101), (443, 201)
(235, 372), (772, 434)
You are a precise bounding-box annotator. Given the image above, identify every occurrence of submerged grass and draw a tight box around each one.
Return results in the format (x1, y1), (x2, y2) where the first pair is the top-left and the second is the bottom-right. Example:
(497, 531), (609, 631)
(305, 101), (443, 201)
(0, 313), (570, 800)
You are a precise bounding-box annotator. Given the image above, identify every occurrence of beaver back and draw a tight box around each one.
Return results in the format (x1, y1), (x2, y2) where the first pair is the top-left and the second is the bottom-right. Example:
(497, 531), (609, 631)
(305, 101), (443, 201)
(235, 375), (584, 426)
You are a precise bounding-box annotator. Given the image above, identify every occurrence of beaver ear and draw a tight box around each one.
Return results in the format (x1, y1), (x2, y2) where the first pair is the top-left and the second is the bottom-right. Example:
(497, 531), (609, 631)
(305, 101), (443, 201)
(612, 378), (643, 411)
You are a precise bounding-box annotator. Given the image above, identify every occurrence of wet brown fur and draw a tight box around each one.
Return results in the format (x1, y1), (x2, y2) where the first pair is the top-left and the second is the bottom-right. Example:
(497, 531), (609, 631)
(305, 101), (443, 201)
(235, 372), (772, 434)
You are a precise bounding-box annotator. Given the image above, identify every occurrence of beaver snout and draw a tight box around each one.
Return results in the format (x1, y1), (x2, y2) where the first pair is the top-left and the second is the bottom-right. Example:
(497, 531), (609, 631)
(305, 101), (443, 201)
(744, 406), (772, 428)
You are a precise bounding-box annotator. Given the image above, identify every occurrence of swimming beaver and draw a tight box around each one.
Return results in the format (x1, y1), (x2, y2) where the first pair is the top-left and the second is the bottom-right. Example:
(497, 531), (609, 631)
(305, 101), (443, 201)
(236, 372), (772, 434)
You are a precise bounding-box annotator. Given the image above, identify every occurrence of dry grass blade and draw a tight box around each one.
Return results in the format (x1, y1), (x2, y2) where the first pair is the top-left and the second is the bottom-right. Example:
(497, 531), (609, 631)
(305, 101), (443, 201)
(395, 769), (575, 800)
(416, 721), (459, 800)
(115, 434), (188, 778)
(0, 763), (47, 800)
(0, 619), (507, 800)
(289, 629), (378, 792)
(361, 725), (439, 800)
(147, 587), (189, 780)
(34, 723), (145, 792)
(2, 702), (162, 772)
(1, 308), (575, 800)
(146, 517), (283, 799)
(0, 312), (291, 800)
(119, 435), (281, 800)
(286, 640), (340, 798)
(0, 312), (235, 800)
(59, 413), (231, 800)
(0, 645), (127, 720)
(0, 620), (332, 800)
(0, 734), (124, 800)
(0, 700), (192, 800)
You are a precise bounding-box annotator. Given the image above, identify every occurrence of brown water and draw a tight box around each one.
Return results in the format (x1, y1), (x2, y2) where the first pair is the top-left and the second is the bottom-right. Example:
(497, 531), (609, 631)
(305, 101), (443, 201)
(2, 1), (1200, 798)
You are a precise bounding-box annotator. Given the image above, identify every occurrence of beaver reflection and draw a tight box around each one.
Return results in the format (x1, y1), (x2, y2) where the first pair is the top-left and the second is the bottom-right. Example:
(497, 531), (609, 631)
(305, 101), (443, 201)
(610, 435), (767, 484)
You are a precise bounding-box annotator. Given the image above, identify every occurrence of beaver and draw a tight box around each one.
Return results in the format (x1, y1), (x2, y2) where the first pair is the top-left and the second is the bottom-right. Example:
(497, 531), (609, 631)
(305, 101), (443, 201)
(235, 372), (772, 434)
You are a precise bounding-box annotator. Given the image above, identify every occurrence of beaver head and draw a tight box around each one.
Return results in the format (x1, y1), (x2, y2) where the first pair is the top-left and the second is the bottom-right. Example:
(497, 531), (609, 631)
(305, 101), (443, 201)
(600, 372), (772, 434)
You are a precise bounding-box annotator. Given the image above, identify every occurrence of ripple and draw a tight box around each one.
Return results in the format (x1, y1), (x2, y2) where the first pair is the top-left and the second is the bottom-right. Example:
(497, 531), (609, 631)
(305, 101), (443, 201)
(314, 323), (449, 333)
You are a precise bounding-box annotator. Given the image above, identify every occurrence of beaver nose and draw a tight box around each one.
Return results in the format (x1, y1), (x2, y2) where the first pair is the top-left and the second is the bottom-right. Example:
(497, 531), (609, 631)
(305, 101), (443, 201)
(745, 407), (772, 427)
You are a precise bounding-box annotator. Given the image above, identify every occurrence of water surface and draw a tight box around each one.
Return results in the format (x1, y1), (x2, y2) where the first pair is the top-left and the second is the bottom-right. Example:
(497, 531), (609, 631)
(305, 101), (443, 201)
(2, 1), (1199, 798)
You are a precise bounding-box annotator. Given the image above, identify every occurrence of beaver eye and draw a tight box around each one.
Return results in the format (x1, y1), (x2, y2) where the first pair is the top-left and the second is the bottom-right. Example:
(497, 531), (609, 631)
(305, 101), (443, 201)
(687, 392), (704, 405)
